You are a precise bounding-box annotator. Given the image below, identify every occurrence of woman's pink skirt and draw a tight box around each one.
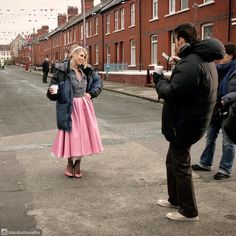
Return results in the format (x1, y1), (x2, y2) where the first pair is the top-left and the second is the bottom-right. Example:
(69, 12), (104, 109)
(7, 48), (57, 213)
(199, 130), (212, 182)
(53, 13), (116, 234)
(51, 97), (103, 158)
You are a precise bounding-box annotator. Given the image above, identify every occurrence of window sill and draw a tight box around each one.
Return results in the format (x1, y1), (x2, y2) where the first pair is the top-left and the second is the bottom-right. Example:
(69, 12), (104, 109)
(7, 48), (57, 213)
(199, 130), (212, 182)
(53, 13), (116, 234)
(198, 1), (215, 8)
(148, 64), (156, 67)
(165, 8), (189, 18)
(149, 18), (159, 22)
(105, 33), (111, 36)
(113, 29), (125, 33)
(128, 25), (136, 29)
(128, 65), (136, 68)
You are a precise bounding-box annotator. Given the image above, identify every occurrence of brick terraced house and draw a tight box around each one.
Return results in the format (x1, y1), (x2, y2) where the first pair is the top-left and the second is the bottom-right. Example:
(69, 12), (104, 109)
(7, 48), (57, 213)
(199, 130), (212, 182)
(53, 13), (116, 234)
(18, 0), (236, 86)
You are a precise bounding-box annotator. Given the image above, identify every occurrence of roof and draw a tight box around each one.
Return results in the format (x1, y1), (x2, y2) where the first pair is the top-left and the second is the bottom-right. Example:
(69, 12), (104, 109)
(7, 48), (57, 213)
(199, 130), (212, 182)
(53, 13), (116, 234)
(100, 0), (125, 12)
(0, 45), (10, 50)
(62, 0), (111, 31)
(36, 0), (120, 41)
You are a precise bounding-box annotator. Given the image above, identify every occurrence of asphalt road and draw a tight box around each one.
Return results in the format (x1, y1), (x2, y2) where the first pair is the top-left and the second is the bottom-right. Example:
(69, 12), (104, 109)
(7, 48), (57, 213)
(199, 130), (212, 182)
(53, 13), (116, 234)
(0, 66), (235, 236)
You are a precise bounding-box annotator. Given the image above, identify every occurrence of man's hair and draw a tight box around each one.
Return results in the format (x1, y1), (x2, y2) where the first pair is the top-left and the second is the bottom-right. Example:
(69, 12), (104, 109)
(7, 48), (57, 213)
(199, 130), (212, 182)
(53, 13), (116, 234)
(174, 23), (198, 44)
(225, 43), (236, 59)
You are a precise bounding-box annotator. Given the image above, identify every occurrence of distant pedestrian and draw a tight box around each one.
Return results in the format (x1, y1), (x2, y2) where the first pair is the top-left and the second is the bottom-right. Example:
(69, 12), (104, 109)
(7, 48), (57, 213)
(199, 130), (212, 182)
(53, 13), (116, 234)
(42, 58), (49, 83)
(47, 45), (103, 178)
(1, 58), (5, 69)
(154, 23), (224, 222)
(50, 60), (58, 74)
(192, 43), (236, 180)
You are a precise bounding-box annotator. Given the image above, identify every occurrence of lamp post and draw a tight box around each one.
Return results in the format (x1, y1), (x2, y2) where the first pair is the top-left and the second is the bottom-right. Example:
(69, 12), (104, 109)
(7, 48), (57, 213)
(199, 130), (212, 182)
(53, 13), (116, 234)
(82, 0), (86, 48)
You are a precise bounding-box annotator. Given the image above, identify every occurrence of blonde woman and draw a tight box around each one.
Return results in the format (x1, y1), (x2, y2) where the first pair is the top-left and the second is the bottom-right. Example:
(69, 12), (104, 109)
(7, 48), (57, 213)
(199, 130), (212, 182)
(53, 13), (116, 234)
(47, 45), (103, 178)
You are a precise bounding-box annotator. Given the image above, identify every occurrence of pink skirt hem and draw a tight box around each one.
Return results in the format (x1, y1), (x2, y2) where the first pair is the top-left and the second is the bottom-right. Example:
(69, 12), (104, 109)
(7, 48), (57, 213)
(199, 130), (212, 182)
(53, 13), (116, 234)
(51, 97), (103, 158)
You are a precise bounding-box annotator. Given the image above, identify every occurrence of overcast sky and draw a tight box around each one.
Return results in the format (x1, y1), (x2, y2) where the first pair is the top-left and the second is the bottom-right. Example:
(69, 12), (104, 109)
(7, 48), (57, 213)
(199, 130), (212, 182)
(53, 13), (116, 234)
(0, 0), (100, 45)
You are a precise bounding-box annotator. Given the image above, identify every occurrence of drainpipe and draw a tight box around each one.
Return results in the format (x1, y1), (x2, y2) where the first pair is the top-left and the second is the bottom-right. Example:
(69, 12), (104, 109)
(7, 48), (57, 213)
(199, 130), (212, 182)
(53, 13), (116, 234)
(82, 0), (87, 48)
(139, 0), (142, 71)
(101, 13), (105, 71)
(228, 0), (231, 42)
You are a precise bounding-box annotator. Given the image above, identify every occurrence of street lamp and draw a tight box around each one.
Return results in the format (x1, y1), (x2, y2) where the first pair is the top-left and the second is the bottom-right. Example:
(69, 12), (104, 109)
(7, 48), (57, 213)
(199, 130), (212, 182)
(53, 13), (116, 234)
(82, 0), (86, 48)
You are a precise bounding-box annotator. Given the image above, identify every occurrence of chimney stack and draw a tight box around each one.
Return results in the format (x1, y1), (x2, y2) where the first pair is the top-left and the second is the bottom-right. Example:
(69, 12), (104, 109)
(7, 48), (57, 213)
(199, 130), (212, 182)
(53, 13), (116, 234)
(67, 6), (79, 20)
(37, 26), (49, 37)
(57, 13), (67, 26)
(41, 25), (49, 33)
(81, 0), (94, 13)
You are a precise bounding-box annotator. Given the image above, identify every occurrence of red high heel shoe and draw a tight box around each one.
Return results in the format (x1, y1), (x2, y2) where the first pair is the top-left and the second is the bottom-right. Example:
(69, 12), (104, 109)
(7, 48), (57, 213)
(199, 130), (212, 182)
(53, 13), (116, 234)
(74, 172), (82, 178)
(64, 165), (74, 177)
(74, 160), (82, 178)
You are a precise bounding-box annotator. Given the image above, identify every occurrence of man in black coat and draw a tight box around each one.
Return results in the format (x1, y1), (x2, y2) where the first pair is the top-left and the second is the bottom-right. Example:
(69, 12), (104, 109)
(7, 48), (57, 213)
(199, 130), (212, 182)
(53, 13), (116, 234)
(154, 23), (224, 222)
(42, 58), (49, 83)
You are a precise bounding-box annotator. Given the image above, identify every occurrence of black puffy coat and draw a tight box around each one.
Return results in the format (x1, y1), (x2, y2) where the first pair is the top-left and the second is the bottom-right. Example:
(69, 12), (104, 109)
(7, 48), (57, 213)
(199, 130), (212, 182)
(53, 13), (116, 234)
(155, 38), (225, 146)
(47, 60), (103, 131)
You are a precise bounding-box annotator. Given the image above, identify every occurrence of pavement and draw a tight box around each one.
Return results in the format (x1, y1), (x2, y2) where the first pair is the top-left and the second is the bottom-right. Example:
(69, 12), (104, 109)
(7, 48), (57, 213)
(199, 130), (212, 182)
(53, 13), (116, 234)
(1, 67), (236, 236)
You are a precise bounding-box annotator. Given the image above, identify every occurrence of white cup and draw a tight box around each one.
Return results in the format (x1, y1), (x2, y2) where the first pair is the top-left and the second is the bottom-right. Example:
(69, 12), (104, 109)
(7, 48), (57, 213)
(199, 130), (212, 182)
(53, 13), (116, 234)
(50, 85), (58, 94)
(154, 65), (164, 74)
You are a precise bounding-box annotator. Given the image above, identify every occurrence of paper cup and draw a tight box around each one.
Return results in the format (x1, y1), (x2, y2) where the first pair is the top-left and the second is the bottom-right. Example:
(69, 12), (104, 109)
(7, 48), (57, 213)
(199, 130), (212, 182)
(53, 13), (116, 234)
(154, 65), (164, 74)
(51, 85), (58, 94)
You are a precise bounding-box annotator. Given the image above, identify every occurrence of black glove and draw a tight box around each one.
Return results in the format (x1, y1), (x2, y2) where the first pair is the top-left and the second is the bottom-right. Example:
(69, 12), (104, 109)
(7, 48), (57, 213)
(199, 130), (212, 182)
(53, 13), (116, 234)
(153, 72), (163, 84)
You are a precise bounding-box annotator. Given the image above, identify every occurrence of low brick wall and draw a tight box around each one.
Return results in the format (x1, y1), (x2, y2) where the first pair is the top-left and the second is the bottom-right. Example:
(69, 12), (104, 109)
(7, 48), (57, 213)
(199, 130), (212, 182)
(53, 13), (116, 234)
(99, 71), (152, 87)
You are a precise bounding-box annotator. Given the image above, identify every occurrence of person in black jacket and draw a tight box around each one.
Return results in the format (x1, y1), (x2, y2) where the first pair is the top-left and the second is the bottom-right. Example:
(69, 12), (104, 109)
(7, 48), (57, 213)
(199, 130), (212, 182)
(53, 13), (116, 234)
(42, 58), (49, 83)
(154, 23), (224, 222)
(224, 102), (236, 144)
(47, 45), (103, 178)
(192, 43), (236, 180)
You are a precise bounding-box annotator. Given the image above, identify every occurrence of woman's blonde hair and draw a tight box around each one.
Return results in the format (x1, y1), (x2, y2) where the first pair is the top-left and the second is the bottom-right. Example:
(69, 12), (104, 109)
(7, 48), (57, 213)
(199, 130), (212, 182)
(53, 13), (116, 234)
(70, 44), (88, 68)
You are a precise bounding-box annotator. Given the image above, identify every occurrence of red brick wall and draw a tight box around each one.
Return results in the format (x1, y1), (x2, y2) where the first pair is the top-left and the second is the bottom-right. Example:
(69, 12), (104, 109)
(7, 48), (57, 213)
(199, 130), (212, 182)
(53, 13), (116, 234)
(30, 0), (236, 83)
(100, 73), (148, 87)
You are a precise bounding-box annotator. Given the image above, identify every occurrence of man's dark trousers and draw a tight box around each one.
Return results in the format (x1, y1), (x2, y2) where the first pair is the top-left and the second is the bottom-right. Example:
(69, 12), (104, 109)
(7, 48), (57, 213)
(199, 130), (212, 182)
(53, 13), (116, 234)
(166, 142), (198, 217)
(43, 71), (48, 83)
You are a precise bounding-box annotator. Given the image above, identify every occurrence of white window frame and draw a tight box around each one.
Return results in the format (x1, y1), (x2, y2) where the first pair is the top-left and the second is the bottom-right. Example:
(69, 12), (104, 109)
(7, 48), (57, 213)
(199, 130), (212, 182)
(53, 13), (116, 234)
(80, 25), (83, 40)
(86, 21), (89, 38)
(169, 0), (175, 14)
(121, 8), (125, 29)
(130, 39), (136, 66)
(204, 0), (214, 3)
(152, 0), (158, 19)
(130, 3), (135, 27)
(170, 31), (175, 56)
(114, 11), (119, 31)
(202, 23), (213, 39)
(106, 15), (110, 34)
(89, 20), (92, 37)
(199, 0), (214, 7)
(95, 17), (98, 35)
(181, 0), (188, 10)
(151, 35), (158, 65)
